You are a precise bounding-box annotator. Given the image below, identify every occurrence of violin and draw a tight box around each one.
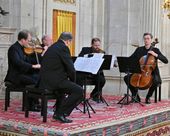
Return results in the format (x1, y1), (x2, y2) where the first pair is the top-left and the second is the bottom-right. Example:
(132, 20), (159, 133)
(23, 42), (43, 64)
(130, 38), (159, 90)
(24, 46), (43, 55)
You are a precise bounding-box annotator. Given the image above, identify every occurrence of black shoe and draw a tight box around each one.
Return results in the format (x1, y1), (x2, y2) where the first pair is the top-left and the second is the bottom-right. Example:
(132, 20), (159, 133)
(131, 96), (141, 103)
(53, 114), (72, 123)
(92, 97), (101, 103)
(136, 95), (141, 102)
(145, 98), (151, 104)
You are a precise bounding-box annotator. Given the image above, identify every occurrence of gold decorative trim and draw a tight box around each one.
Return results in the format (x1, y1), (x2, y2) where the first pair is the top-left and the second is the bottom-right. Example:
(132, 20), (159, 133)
(125, 120), (170, 136)
(53, 0), (76, 5)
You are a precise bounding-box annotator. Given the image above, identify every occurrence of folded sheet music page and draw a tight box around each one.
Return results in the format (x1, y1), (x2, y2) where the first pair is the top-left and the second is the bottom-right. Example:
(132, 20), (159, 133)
(110, 54), (117, 68)
(74, 56), (104, 74)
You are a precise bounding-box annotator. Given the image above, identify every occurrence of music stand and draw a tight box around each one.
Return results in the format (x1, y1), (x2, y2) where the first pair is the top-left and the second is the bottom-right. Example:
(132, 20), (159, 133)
(73, 55), (112, 117)
(117, 56), (142, 106)
(96, 55), (112, 106)
(87, 55), (112, 106)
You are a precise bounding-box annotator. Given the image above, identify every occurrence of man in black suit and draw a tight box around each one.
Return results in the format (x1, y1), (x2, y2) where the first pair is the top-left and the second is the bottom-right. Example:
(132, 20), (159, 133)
(39, 32), (83, 123)
(77, 38), (106, 103)
(4, 30), (41, 110)
(40, 35), (53, 56)
(124, 33), (168, 104)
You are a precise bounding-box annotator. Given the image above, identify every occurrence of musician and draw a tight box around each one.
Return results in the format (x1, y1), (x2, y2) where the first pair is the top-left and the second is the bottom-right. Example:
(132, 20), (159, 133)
(124, 33), (168, 104)
(77, 38), (106, 103)
(41, 35), (53, 56)
(39, 32), (83, 123)
(4, 30), (41, 110)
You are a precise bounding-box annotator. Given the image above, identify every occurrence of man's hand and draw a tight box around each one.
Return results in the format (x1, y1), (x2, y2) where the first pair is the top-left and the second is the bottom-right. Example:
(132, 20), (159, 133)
(32, 64), (41, 69)
(148, 51), (158, 57)
(41, 46), (48, 56)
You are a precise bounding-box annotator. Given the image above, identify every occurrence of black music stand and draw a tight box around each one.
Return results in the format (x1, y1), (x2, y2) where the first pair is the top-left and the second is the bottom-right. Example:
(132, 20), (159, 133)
(82, 72), (96, 118)
(73, 55), (112, 117)
(90, 55), (112, 106)
(73, 57), (96, 118)
(117, 57), (142, 106)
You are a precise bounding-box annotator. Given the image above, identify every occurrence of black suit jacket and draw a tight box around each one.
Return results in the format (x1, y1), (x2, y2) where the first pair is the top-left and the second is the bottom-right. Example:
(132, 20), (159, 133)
(39, 40), (75, 90)
(4, 41), (33, 85)
(79, 47), (94, 57)
(129, 46), (168, 83)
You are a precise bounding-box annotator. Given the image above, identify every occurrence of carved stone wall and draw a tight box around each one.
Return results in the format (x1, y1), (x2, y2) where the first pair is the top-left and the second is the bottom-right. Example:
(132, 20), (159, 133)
(0, 0), (169, 99)
(0, 27), (16, 99)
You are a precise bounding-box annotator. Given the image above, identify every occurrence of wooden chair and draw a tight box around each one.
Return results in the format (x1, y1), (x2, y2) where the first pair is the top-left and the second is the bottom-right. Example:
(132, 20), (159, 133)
(4, 81), (25, 111)
(25, 86), (56, 122)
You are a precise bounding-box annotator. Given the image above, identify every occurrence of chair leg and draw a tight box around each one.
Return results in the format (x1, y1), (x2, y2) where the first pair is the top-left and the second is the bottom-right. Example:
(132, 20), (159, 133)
(155, 87), (157, 103)
(41, 97), (44, 116)
(43, 97), (47, 122)
(25, 92), (29, 118)
(22, 91), (26, 111)
(5, 88), (9, 111)
(7, 89), (10, 107)
(159, 86), (161, 101)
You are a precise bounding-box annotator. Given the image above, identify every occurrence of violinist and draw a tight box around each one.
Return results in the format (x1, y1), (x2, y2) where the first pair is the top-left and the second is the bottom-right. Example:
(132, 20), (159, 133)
(40, 35), (53, 56)
(76, 38), (106, 103)
(4, 30), (41, 111)
(124, 33), (168, 104)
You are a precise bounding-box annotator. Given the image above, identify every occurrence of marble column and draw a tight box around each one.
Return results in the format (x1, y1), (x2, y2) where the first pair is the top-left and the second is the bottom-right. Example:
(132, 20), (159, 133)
(140, 0), (162, 44)
(161, 10), (170, 98)
(103, 0), (143, 96)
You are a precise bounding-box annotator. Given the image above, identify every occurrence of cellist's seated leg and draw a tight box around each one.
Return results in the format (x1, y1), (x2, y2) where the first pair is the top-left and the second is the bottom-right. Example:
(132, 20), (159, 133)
(124, 75), (140, 102)
(146, 79), (160, 104)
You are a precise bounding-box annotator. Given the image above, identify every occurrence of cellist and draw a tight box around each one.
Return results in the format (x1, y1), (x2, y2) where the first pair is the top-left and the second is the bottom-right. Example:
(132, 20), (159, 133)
(124, 33), (168, 104)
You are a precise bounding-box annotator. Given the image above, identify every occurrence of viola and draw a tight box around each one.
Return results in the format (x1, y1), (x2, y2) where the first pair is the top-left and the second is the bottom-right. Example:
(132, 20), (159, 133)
(130, 38), (159, 90)
(23, 43), (43, 64)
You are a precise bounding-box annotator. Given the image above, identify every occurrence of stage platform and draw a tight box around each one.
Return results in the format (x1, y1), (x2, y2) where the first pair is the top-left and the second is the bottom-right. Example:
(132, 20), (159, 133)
(0, 95), (170, 136)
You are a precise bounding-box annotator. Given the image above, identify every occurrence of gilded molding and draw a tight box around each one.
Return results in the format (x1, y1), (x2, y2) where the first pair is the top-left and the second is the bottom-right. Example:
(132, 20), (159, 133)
(53, 0), (76, 5)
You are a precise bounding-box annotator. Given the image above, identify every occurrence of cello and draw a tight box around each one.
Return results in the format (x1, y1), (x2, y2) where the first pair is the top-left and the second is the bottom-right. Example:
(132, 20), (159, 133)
(130, 38), (159, 90)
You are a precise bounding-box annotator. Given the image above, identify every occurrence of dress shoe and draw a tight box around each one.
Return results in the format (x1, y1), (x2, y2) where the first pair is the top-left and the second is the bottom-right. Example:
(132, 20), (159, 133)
(131, 95), (141, 103)
(145, 98), (151, 104)
(53, 114), (72, 123)
(92, 97), (101, 103)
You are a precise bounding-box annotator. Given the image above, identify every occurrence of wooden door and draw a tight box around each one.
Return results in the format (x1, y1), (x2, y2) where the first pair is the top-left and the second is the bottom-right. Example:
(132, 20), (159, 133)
(53, 10), (76, 55)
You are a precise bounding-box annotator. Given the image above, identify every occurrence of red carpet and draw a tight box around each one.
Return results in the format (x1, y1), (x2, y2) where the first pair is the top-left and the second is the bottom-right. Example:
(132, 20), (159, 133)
(0, 95), (170, 135)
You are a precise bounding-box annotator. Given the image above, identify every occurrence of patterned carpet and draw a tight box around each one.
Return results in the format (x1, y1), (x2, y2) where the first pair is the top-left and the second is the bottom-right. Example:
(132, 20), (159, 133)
(0, 95), (170, 135)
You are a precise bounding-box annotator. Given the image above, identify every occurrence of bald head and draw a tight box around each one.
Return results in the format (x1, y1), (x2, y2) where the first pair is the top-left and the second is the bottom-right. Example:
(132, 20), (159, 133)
(41, 35), (53, 47)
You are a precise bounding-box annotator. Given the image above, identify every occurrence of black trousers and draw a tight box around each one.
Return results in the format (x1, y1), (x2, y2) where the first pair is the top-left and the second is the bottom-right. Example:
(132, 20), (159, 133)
(76, 71), (106, 98)
(19, 74), (39, 86)
(19, 73), (40, 106)
(124, 74), (160, 99)
(54, 80), (83, 116)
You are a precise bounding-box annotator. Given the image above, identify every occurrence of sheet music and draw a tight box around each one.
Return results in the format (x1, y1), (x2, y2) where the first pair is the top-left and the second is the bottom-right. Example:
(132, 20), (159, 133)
(110, 54), (117, 68)
(84, 53), (104, 58)
(74, 57), (104, 74)
(92, 53), (104, 58)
